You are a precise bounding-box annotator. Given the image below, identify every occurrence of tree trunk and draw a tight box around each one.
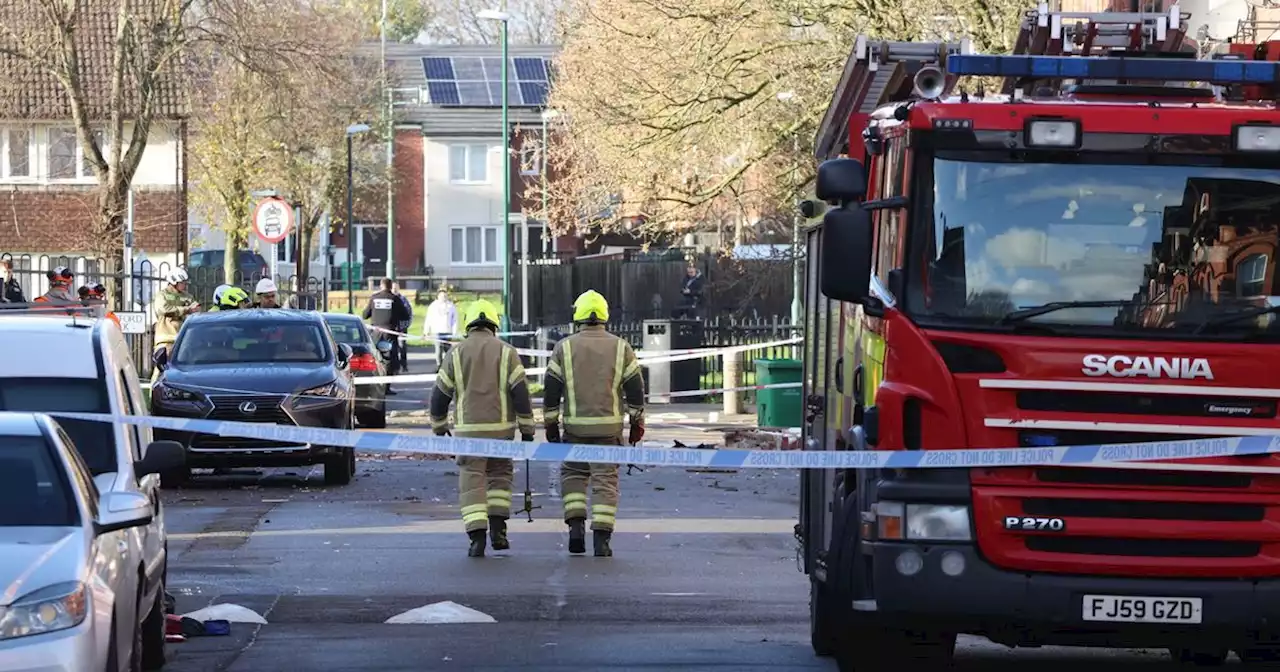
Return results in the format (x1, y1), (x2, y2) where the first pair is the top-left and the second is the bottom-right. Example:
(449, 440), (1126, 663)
(297, 223), (313, 284)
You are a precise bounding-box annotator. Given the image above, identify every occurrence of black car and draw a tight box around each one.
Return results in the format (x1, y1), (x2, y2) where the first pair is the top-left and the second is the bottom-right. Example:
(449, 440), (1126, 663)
(149, 309), (358, 485)
(321, 312), (389, 428)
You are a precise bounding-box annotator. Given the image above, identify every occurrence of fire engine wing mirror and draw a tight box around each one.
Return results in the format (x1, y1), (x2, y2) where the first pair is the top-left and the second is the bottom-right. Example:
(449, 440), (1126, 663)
(815, 157), (867, 203)
(820, 205), (873, 303)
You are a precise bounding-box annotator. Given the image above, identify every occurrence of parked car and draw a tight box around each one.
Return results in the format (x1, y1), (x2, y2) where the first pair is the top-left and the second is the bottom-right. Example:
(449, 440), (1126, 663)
(321, 312), (390, 428)
(0, 308), (180, 669)
(150, 309), (359, 485)
(0, 411), (184, 672)
(186, 249), (271, 283)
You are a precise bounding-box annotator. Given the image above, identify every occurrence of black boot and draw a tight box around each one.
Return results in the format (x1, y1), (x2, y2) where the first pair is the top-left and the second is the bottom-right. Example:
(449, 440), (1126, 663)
(593, 530), (613, 557)
(489, 516), (509, 550)
(467, 530), (486, 557)
(567, 518), (586, 554)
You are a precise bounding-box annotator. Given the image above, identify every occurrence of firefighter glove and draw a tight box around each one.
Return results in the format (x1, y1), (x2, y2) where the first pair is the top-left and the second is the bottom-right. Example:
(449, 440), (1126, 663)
(629, 422), (645, 446)
(545, 422), (561, 443)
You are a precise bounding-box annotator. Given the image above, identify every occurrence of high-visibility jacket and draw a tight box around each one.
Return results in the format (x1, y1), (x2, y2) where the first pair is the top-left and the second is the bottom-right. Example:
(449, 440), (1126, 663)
(429, 329), (534, 439)
(543, 325), (646, 438)
(153, 288), (197, 347)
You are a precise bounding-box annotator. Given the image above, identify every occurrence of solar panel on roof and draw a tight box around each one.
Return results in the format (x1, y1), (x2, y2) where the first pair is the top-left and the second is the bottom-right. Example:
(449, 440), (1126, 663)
(423, 57), (454, 80)
(519, 82), (548, 106)
(457, 81), (491, 105)
(427, 81), (459, 105)
(488, 81), (521, 104)
(453, 57), (486, 80)
(514, 58), (547, 81)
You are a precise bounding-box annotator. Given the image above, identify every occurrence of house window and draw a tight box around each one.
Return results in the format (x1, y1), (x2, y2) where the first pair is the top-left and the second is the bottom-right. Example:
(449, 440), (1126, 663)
(450, 225), (501, 265)
(1237, 253), (1269, 297)
(46, 127), (103, 180)
(448, 143), (490, 183)
(520, 133), (542, 176)
(1, 128), (32, 179)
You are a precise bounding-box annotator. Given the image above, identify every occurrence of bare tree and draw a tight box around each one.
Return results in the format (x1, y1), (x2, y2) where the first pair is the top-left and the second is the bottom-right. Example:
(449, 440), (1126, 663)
(423, 0), (565, 44)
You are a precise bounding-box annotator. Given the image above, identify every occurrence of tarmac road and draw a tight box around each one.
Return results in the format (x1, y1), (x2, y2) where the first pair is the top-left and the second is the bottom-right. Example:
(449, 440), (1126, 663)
(156, 348), (1228, 671)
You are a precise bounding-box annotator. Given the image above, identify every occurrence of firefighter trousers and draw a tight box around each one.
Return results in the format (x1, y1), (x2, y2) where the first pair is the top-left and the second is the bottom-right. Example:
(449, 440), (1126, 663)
(150, 344), (171, 384)
(561, 434), (621, 532)
(457, 456), (513, 532)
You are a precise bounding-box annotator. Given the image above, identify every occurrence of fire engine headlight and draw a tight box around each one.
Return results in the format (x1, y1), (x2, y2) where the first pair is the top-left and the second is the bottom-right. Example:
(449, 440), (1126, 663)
(1235, 125), (1280, 152)
(1025, 119), (1080, 149)
(876, 501), (972, 541)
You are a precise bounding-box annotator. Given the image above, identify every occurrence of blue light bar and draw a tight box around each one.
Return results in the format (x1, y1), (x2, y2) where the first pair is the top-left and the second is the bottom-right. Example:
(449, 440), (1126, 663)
(946, 54), (1280, 85)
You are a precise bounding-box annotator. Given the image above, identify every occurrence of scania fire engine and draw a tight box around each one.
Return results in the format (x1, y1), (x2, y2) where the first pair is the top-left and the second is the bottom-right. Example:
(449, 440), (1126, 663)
(797, 4), (1280, 670)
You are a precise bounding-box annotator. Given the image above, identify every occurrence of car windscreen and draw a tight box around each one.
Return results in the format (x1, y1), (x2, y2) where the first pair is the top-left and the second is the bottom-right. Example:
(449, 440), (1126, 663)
(0, 435), (79, 527)
(324, 319), (368, 345)
(0, 379), (115, 476)
(173, 321), (331, 365)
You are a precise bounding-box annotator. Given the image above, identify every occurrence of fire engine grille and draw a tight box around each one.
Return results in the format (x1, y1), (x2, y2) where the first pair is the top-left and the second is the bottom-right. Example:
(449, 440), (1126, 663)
(1025, 537), (1261, 558)
(1021, 429), (1252, 488)
(1021, 498), (1264, 522)
(1016, 390), (1277, 419)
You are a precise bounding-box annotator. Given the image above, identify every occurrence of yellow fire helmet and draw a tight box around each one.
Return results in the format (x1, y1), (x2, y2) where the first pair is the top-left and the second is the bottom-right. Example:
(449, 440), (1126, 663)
(465, 299), (500, 329)
(219, 286), (250, 309)
(573, 290), (609, 323)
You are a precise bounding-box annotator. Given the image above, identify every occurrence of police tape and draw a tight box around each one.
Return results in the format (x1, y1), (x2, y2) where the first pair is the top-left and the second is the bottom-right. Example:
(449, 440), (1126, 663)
(371, 326), (538, 342)
(46, 411), (1280, 471)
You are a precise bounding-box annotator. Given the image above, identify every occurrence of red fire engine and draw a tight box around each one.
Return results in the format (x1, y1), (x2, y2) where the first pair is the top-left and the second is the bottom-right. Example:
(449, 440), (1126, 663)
(798, 4), (1280, 670)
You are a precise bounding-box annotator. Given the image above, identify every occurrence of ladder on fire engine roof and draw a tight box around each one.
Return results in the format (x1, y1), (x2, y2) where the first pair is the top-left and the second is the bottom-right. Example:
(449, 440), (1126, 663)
(1001, 1), (1192, 94)
(814, 35), (972, 159)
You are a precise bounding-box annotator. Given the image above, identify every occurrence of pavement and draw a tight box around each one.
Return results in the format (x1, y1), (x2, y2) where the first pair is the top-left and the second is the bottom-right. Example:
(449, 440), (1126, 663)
(155, 345), (1212, 670)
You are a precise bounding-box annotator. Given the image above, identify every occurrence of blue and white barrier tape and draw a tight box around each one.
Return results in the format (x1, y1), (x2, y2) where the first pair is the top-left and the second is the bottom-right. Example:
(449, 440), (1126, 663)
(46, 412), (1280, 470)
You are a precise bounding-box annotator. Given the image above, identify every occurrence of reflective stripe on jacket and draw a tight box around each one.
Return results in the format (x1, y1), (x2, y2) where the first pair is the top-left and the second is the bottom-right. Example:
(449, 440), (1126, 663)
(544, 325), (643, 438)
(429, 330), (534, 439)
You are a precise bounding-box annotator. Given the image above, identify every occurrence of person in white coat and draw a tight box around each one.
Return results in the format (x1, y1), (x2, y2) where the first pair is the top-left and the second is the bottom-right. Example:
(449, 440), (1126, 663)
(424, 289), (458, 361)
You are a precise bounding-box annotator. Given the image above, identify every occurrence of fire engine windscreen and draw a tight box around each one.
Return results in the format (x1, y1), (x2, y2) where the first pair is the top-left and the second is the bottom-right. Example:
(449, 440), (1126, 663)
(909, 152), (1280, 337)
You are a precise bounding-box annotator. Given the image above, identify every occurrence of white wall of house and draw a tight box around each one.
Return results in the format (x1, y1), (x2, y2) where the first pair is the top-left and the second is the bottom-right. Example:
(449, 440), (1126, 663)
(0, 121), (182, 186)
(423, 135), (508, 282)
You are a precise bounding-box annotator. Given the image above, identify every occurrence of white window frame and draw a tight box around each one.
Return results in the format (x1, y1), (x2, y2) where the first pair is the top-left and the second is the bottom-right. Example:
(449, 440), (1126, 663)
(449, 225), (502, 266)
(0, 127), (36, 181)
(46, 126), (104, 183)
(448, 143), (492, 184)
(519, 132), (542, 176)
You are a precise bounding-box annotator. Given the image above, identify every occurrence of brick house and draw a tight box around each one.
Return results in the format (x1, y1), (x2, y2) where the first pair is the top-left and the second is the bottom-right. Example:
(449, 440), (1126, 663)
(325, 43), (581, 304)
(0, 1), (189, 298)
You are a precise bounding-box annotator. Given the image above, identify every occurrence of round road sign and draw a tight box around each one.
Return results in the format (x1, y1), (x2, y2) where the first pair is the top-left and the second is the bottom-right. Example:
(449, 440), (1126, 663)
(253, 198), (294, 244)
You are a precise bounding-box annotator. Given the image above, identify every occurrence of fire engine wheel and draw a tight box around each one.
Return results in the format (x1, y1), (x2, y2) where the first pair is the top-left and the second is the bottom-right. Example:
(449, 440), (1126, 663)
(1239, 647), (1280, 667)
(835, 626), (956, 672)
(1170, 647), (1227, 666)
(809, 579), (842, 657)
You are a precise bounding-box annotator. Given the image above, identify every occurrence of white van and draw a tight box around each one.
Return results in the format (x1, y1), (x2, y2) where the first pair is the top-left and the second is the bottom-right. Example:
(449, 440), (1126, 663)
(0, 308), (180, 669)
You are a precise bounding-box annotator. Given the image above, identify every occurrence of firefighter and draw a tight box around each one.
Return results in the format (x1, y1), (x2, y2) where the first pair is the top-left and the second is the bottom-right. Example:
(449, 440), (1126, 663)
(217, 286), (251, 310)
(35, 266), (76, 304)
(207, 284), (232, 312)
(78, 283), (120, 328)
(543, 290), (645, 557)
(428, 299), (535, 558)
(152, 268), (199, 383)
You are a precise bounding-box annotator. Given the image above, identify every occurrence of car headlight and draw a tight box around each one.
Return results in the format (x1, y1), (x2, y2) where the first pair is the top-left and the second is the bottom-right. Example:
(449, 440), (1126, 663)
(0, 582), (88, 641)
(297, 382), (340, 399)
(156, 384), (204, 403)
(875, 501), (972, 541)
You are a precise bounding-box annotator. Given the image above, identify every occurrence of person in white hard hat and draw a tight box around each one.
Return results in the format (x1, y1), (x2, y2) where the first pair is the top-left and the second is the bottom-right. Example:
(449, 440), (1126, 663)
(151, 267), (199, 382)
(254, 278), (280, 308)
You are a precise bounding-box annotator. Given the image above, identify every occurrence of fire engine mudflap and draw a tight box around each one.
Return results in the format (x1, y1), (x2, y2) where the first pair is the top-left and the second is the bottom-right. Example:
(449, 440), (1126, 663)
(799, 6), (1280, 672)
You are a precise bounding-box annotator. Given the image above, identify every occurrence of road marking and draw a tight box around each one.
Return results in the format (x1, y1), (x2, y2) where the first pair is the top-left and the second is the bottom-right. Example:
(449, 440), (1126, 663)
(181, 603), (268, 624)
(651, 592), (707, 596)
(385, 600), (497, 624)
(166, 518), (795, 540)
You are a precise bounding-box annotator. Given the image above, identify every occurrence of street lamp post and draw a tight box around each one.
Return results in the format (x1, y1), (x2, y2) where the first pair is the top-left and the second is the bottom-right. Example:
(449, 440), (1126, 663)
(345, 123), (372, 314)
(480, 6), (512, 331)
(381, 0), (395, 283)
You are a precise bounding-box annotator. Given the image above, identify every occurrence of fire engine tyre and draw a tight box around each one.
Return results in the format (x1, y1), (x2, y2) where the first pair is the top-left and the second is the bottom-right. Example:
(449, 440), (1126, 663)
(324, 447), (355, 485)
(1170, 648), (1227, 666)
(836, 627), (956, 672)
(1239, 648), (1280, 667)
(160, 466), (190, 488)
(809, 579), (842, 657)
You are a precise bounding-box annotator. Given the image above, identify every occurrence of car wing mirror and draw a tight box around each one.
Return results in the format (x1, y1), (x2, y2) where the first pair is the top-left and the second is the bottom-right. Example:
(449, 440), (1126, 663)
(95, 491), (154, 535)
(137, 440), (185, 477)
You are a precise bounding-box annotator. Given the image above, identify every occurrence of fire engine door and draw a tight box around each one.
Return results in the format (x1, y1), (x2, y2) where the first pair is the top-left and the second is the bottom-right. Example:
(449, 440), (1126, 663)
(799, 224), (838, 574)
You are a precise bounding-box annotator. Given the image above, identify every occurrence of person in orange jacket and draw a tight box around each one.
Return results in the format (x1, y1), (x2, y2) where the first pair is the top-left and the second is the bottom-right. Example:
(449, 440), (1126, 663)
(78, 282), (120, 328)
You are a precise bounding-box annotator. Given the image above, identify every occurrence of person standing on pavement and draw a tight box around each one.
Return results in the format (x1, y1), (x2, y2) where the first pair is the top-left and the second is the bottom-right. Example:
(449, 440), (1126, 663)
(1, 260), (26, 304)
(151, 268), (199, 383)
(36, 266), (77, 304)
(429, 299), (535, 558)
(254, 278), (281, 308)
(542, 290), (646, 557)
(78, 283), (120, 328)
(391, 282), (413, 372)
(424, 288), (458, 363)
(362, 277), (410, 393)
